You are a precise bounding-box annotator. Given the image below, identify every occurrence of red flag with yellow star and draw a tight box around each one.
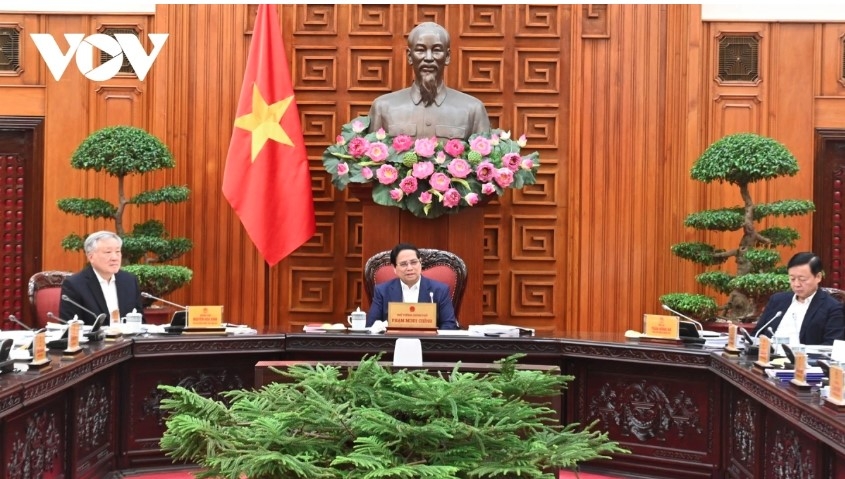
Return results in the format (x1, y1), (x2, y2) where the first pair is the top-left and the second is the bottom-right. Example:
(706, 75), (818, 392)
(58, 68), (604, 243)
(223, 4), (315, 266)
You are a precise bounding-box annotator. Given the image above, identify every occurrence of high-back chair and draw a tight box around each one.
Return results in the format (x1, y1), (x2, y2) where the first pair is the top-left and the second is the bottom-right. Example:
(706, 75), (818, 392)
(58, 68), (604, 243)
(364, 248), (468, 313)
(28, 270), (72, 328)
(823, 287), (845, 304)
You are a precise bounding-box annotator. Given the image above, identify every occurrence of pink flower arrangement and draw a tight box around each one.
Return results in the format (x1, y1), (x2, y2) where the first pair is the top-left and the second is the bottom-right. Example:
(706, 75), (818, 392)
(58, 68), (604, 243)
(322, 116), (540, 219)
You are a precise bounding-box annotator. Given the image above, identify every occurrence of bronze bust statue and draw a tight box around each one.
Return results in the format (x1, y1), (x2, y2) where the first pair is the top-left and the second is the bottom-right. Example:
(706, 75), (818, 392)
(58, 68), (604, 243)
(368, 22), (491, 140)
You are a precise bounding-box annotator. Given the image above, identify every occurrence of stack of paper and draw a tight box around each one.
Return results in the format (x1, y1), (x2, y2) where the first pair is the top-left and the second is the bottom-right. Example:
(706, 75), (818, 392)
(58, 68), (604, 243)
(765, 367), (825, 384)
(467, 324), (535, 337)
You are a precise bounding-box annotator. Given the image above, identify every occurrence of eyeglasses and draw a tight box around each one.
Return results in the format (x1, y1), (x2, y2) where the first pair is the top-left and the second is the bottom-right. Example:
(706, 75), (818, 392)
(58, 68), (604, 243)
(397, 259), (420, 269)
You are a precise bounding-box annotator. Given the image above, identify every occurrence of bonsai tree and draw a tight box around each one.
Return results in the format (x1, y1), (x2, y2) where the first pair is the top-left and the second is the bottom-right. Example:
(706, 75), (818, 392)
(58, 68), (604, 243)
(661, 133), (815, 323)
(58, 126), (193, 302)
(159, 355), (627, 479)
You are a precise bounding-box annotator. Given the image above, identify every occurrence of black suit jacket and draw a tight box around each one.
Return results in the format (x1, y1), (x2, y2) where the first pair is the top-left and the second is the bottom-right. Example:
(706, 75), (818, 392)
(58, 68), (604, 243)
(367, 276), (458, 330)
(752, 289), (845, 345)
(59, 266), (144, 326)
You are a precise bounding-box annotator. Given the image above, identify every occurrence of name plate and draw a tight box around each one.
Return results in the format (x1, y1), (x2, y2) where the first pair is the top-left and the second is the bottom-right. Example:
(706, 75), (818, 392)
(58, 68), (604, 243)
(642, 314), (680, 339)
(31, 331), (48, 365)
(67, 321), (81, 351)
(727, 324), (738, 350)
(793, 350), (808, 384)
(187, 305), (224, 328)
(830, 364), (845, 403)
(387, 302), (436, 330)
(758, 336), (771, 364)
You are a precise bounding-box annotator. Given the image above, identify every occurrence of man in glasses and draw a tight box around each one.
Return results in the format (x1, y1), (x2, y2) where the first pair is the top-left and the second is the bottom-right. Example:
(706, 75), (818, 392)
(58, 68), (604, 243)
(752, 252), (844, 345)
(367, 243), (458, 329)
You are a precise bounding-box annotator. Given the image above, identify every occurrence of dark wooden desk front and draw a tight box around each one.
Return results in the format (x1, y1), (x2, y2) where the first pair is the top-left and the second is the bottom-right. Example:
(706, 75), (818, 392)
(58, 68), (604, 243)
(0, 332), (843, 479)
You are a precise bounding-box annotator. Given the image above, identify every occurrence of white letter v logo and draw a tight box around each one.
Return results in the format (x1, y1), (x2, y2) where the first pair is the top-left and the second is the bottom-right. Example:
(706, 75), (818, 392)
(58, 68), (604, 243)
(31, 34), (85, 81)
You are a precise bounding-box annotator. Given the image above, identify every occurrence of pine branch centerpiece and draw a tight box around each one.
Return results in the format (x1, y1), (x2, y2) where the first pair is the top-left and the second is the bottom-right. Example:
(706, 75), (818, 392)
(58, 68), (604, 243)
(159, 355), (626, 478)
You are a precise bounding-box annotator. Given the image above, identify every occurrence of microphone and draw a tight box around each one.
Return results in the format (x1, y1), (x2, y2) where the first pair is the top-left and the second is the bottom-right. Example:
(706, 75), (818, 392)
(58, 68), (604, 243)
(61, 294), (101, 323)
(661, 304), (703, 331)
(141, 292), (187, 309)
(7, 314), (32, 331)
(47, 312), (68, 325)
(753, 311), (784, 338)
(429, 292), (434, 303)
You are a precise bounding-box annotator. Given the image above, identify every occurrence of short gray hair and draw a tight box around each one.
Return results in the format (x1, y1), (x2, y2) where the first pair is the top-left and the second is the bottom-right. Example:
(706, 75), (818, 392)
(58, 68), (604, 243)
(84, 231), (122, 255)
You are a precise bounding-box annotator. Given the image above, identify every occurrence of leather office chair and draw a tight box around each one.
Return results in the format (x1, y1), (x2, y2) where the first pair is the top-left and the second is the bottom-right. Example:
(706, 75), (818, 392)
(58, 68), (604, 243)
(823, 287), (845, 304)
(28, 270), (72, 328)
(364, 248), (468, 312)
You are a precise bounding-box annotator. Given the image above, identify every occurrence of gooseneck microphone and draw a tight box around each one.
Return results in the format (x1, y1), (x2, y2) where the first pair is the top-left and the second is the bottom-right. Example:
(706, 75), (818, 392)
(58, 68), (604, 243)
(7, 314), (32, 331)
(661, 304), (703, 331)
(429, 292), (434, 303)
(753, 311), (784, 338)
(61, 294), (101, 322)
(47, 312), (68, 325)
(141, 292), (187, 310)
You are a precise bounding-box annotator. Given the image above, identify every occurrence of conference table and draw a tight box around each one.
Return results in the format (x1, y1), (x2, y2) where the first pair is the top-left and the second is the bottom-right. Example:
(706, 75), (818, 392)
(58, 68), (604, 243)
(0, 330), (842, 479)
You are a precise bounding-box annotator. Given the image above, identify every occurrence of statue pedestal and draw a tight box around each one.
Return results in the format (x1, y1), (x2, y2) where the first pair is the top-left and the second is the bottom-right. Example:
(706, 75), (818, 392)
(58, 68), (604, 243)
(351, 185), (484, 326)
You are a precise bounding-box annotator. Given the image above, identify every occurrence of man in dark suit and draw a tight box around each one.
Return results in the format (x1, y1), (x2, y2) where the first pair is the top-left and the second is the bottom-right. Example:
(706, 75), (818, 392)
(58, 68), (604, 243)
(367, 243), (458, 330)
(752, 252), (845, 345)
(59, 231), (144, 326)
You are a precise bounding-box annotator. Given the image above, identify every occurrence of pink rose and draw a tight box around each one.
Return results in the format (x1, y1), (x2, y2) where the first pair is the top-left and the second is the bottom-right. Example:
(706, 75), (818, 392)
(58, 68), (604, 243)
(376, 164), (398, 185)
(475, 161), (496, 182)
(494, 168), (514, 188)
(444, 139), (465, 157)
(414, 137), (438, 157)
(502, 152), (521, 171)
(361, 167), (373, 179)
(347, 137), (370, 158)
(446, 158), (471, 179)
(429, 172), (451, 192)
(390, 188), (404, 201)
(336, 162), (349, 176)
(419, 191), (433, 204)
(399, 176), (418, 194)
(366, 141), (389, 163)
(392, 134), (414, 153)
(465, 192), (479, 206)
(520, 157), (535, 170)
(442, 188), (461, 208)
(469, 136), (492, 156)
(481, 182), (497, 195)
(412, 161), (434, 179)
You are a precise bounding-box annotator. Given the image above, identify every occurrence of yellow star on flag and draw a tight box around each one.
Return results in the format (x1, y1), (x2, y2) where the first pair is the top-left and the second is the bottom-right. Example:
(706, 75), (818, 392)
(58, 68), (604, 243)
(234, 84), (294, 161)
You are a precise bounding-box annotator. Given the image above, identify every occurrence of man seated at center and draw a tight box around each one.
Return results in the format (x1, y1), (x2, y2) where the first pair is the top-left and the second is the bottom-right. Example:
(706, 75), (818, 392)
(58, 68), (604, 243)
(367, 243), (459, 330)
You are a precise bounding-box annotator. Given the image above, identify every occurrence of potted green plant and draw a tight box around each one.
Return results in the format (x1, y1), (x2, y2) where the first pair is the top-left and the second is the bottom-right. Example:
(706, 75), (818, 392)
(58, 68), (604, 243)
(662, 133), (814, 324)
(159, 355), (626, 478)
(58, 126), (193, 307)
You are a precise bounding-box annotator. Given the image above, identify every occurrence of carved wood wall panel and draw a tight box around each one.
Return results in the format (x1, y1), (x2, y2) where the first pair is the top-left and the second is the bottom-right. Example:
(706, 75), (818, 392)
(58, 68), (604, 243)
(3, 5), (842, 335)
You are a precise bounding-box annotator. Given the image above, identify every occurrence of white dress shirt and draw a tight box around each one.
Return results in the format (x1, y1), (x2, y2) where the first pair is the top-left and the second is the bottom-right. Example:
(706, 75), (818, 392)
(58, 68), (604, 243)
(400, 278), (421, 303)
(774, 291), (816, 345)
(93, 269), (120, 326)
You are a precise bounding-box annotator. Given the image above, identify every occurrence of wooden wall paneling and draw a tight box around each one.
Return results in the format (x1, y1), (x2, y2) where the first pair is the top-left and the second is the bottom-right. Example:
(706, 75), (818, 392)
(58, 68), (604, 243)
(766, 23), (816, 257)
(42, 13), (97, 275)
(10, 5), (840, 334)
(660, 5), (709, 318)
(819, 24), (845, 97)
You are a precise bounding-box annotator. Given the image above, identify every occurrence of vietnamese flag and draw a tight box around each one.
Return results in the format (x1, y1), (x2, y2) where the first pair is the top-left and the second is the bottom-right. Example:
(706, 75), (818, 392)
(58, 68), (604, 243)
(223, 4), (315, 266)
